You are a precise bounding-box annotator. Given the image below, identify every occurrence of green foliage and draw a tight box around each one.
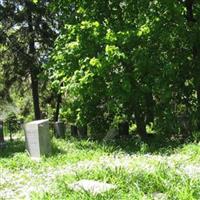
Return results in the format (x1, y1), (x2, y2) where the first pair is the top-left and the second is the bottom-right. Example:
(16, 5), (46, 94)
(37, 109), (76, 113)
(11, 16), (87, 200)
(0, 0), (59, 120)
(1, 0), (199, 139)
(47, 0), (200, 139)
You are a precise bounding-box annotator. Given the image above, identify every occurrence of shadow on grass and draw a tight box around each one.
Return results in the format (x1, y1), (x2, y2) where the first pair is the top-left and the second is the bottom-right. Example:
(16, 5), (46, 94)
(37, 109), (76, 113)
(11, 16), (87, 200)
(51, 141), (69, 156)
(102, 137), (183, 155)
(0, 139), (25, 158)
(0, 134), (194, 159)
(0, 138), (68, 159)
(70, 134), (190, 155)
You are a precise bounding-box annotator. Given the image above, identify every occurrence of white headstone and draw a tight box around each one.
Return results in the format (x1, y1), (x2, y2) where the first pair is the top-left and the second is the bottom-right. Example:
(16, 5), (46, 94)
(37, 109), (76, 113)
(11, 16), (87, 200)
(24, 119), (51, 158)
(69, 180), (117, 195)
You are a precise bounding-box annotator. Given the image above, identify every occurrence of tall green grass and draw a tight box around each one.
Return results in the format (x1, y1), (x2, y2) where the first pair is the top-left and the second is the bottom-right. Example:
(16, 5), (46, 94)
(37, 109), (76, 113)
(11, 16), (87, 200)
(0, 135), (200, 200)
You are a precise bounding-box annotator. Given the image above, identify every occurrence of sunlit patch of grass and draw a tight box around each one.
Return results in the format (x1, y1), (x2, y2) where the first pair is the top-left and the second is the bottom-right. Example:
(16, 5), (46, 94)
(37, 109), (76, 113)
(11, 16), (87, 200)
(0, 136), (114, 171)
(33, 163), (200, 200)
(0, 133), (200, 199)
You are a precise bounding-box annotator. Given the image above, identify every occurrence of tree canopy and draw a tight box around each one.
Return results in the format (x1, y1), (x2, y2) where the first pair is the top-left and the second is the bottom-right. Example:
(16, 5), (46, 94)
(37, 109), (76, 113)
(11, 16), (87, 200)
(47, 0), (200, 139)
(0, 0), (58, 120)
(1, 0), (200, 140)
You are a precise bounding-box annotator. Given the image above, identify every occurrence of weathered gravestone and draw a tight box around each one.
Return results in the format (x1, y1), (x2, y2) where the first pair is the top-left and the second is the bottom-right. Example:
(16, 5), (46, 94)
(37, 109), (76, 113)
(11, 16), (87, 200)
(69, 180), (117, 195)
(77, 126), (87, 138)
(24, 119), (51, 158)
(54, 120), (66, 139)
(71, 125), (87, 138)
(103, 127), (118, 142)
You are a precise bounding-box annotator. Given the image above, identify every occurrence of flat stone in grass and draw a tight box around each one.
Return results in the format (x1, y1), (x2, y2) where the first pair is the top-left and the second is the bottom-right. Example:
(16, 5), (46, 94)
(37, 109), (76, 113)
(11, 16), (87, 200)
(152, 192), (167, 200)
(69, 180), (117, 195)
(24, 119), (51, 158)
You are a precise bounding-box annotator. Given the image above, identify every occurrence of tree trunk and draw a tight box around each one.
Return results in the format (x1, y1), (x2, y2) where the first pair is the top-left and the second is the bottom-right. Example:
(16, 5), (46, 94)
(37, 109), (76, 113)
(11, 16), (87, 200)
(0, 121), (4, 144)
(134, 105), (147, 140)
(54, 93), (62, 122)
(197, 86), (200, 129)
(185, 0), (200, 130)
(27, 1), (41, 120)
(118, 121), (129, 136)
(30, 69), (41, 120)
(71, 125), (78, 137)
(145, 91), (154, 124)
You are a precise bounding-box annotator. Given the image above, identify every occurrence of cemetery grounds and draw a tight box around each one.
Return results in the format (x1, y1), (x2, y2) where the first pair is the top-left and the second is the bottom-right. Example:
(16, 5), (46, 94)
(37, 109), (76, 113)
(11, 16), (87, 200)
(0, 132), (200, 200)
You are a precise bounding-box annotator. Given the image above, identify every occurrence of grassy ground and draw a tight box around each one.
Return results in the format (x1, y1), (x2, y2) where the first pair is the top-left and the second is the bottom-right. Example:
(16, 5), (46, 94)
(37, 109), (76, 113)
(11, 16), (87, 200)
(0, 134), (200, 200)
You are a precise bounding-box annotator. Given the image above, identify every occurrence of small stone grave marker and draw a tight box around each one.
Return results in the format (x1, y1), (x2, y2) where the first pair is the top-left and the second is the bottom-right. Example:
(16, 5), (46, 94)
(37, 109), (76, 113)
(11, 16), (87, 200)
(24, 119), (51, 158)
(152, 192), (167, 200)
(103, 128), (118, 141)
(69, 180), (117, 195)
(54, 120), (66, 138)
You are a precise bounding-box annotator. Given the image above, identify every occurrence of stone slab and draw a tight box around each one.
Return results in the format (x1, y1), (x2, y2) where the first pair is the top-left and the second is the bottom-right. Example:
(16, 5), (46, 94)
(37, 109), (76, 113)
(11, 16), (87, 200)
(24, 119), (51, 158)
(68, 179), (117, 195)
(54, 121), (66, 138)
(104, 128), (118, 141)
(152, 192), (167, 200)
